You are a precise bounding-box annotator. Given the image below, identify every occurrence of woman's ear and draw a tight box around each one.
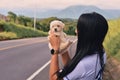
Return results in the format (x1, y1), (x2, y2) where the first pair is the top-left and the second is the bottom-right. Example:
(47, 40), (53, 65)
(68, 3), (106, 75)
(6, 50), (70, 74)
(75, 29), (77, 33)
(75, 29), (78, 35)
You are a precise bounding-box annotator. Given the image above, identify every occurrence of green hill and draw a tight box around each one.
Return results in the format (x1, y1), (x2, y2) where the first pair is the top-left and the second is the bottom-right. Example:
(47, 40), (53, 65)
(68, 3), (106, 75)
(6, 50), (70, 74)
(0, 21), (47, 40)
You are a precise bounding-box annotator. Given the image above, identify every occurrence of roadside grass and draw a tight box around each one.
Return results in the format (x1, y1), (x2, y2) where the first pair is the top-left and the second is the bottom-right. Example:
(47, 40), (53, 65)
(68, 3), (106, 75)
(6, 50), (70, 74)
(0, 21), (48, 40)
(0, 32), (17, 40)
(104, 18), (120, 60)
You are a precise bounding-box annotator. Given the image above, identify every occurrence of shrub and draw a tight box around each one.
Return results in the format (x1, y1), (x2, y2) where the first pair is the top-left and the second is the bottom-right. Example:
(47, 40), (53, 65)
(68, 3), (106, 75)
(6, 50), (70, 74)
(0, 21), (47, 39)
(0, 32), (17, 40)
(104, 19), (120, 60)
(107, 33), (120, 56)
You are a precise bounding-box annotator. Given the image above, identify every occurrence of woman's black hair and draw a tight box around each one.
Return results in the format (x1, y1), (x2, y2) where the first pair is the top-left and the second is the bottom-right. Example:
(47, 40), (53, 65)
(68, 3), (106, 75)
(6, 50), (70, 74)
(57, 12), (108, 79)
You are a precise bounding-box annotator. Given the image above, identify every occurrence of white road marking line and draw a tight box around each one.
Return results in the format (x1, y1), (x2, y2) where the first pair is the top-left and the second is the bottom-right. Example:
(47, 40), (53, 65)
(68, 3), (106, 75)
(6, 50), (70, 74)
(27, 60), (51, 80)
(0, 40), (47, 51)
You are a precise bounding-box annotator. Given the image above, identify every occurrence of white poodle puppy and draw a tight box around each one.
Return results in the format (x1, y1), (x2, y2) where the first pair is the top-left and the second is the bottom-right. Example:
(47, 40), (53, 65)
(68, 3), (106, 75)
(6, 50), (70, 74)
(48, 20), (72, 54)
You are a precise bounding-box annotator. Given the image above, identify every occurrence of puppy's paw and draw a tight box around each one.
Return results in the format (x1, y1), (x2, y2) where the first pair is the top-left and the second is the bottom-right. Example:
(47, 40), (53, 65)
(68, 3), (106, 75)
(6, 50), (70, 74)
(68, 40), (73, 45)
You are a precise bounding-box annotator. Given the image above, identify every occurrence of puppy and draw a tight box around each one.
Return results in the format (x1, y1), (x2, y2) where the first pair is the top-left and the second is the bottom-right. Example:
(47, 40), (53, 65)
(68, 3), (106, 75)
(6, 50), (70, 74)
(48, 20), (72, 54)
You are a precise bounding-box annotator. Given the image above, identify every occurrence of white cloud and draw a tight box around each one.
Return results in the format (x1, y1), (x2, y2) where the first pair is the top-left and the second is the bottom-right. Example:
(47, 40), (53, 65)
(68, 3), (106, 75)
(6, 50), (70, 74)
(0, 0), (120, 9)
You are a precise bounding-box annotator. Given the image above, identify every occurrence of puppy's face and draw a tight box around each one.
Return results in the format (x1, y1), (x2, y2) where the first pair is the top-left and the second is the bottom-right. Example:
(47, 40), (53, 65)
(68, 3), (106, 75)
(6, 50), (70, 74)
(50, 20), (65, 34)
(51, 24), (62, 33)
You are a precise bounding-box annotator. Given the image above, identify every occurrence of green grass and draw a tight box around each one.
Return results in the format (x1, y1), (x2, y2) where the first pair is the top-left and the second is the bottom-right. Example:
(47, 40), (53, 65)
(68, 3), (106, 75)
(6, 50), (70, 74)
(104, 18), (120, 60)
(0, 21), (48, 40)
(0, 32), (17, 40)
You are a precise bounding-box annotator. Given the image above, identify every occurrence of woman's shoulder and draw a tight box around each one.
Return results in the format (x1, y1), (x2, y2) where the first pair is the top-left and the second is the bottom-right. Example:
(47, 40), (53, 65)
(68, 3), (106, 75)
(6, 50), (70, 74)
(82, 53), (106, 66)
(82, 54), (98, 62)
(64, 60), (86, 80)
(63, 54), (96, 80)
(82, 52), (106, 62)
(64, 53), (107, 80)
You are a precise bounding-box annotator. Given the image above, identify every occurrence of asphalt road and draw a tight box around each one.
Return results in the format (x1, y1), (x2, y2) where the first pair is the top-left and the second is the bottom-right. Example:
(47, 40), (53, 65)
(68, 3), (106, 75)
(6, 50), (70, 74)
(0, 36), (77, 80)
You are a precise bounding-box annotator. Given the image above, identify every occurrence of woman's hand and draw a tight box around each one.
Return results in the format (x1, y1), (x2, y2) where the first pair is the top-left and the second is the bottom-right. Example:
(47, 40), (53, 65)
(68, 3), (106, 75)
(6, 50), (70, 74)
(49, 32), (60, 51)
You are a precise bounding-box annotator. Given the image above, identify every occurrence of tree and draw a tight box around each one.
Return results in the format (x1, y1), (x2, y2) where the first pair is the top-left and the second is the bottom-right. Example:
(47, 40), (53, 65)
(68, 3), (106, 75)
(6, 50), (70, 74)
(64, 26), (75, 35)
(7, 11), (17, 23)
(39, 17), (60, 32)
(17, 15), (32, 26)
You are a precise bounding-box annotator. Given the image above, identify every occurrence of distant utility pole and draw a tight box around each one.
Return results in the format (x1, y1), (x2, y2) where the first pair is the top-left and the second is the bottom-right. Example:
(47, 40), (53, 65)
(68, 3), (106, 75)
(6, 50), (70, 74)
(34, 3), (36, 31)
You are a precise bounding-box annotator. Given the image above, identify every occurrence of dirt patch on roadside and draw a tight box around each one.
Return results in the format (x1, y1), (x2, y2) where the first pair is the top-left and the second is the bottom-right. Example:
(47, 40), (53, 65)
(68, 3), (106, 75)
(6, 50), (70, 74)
(103, 57), (120, 80)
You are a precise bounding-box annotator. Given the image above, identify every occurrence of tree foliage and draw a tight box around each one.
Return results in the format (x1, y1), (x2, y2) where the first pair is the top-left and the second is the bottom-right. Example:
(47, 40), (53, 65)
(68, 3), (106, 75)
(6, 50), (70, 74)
(7, 11), (17, 23)
(6, 12), (77, 35)
(17, 15), (32, 26)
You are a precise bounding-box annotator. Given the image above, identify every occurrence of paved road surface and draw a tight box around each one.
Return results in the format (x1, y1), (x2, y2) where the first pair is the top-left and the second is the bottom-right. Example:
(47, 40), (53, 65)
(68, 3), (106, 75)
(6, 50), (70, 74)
(0, 37), (77, 80)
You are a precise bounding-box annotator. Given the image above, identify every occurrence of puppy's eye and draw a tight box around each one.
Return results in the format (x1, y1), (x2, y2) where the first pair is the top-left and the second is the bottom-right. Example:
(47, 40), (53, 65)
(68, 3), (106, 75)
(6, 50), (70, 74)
(57, 25), (60, 27)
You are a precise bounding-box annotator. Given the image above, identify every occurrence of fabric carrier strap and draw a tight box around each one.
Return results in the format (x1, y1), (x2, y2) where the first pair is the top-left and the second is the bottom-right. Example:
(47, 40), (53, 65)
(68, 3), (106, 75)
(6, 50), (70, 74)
(95, 65), (104, 80)
(95, 53), (104, 80)
(65, 76), (70, 80)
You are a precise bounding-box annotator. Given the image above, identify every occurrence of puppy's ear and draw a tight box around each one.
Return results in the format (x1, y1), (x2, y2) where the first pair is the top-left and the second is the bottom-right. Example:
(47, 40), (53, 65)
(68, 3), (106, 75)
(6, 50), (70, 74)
(48, 30), (51, 35)
(61, 22), (65, 28)
(50, 23), (53, 29)
(50, 21), (54, 29)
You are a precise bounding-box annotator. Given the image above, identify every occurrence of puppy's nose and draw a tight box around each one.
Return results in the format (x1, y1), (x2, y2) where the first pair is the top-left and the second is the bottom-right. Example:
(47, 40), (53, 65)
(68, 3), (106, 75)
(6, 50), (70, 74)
(54, 28), (57, 32)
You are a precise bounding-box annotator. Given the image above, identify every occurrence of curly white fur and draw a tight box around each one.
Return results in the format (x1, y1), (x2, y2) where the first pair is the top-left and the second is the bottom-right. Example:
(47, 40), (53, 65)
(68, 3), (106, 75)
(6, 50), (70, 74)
(48, 20), (72, 54)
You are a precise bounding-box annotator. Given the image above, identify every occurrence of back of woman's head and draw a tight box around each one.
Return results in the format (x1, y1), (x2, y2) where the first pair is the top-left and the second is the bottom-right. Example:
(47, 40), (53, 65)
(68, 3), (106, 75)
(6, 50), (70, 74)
(57, 12), (108, 79)
(76, 12), (108, 54)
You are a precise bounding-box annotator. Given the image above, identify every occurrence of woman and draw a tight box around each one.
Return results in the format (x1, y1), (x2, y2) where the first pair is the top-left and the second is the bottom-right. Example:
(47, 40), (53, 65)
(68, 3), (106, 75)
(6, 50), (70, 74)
(49, 12), (108, 80)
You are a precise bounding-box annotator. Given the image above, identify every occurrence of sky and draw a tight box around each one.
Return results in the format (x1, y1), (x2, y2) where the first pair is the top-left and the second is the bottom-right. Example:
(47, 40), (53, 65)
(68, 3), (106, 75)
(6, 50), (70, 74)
(0, 0), (120, 10)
